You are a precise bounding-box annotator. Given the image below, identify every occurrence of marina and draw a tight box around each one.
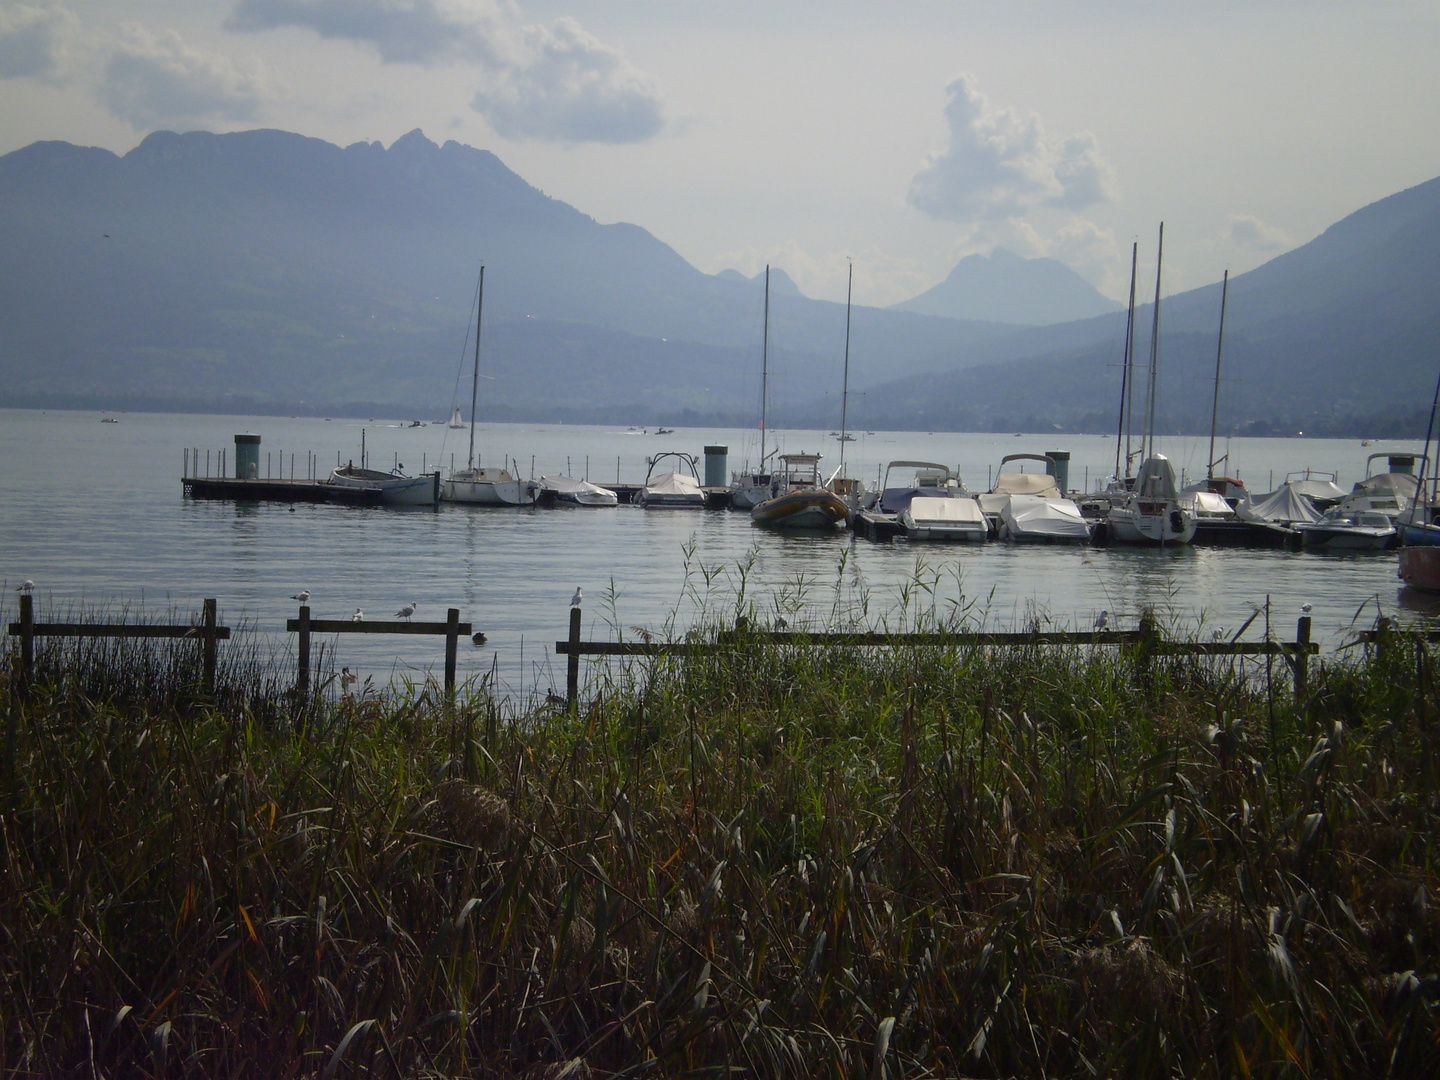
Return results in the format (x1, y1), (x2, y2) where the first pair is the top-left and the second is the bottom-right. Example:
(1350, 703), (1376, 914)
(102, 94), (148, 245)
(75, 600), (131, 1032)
(5, 407), (1436, 698)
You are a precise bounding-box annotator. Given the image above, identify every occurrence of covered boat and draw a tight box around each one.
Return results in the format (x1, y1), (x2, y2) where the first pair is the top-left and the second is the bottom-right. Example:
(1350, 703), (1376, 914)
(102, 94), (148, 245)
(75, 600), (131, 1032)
(638, 452), (705, 509)
(328, 464), (439, 507)
(1236, 483), (1324, 527)
(900, 496), (987, 541)
(540, 475), (619, 506)
(993, 494), (1092, 543)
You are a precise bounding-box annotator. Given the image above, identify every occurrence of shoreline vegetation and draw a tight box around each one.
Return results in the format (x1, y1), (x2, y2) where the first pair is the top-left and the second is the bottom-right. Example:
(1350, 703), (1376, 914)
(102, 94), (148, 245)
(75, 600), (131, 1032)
(3, 598), (1439, 1077)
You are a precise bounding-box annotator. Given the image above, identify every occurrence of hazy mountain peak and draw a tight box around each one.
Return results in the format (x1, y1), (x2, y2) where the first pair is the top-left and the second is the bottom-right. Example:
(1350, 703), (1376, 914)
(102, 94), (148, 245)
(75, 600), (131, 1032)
(892, 247), (1121, 325)
(715, 266), (804, 298)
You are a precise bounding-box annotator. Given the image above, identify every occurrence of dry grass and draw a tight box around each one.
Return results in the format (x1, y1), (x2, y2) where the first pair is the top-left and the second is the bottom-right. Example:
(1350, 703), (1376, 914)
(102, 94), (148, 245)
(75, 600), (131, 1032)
(1, 615), (1438, 1078)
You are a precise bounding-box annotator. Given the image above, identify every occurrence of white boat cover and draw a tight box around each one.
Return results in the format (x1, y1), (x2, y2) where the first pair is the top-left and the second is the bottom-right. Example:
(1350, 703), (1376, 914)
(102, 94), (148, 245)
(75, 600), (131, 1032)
(1286, 477), (1347, 504)
(907, 496), (986, 526)
(1236, 483), (1322, 525)
(990, 472), (1060, 497)
(644, 472), (703, 497)
(1178, 490), (1234, 518)
(1000, 494), (1092, 539)
(541, 475), (617, 500)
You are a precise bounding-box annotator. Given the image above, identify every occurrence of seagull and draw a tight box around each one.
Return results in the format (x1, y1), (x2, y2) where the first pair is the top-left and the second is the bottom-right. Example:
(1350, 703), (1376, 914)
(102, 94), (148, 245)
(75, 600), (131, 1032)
(16, 580), (34, 595)
(395, 602), (417, 621)
(570, 587), (583, 607)
(774, 615), (789, 631)
(341, 666), (358, 687)
(472, 631), (487, 646)
(1211, 627), (1226, 642)
(1301, 603), (1313, 614)
(1093, 610), (1109, 631)
(291, 590), (311, 603)
(351, 608), (364, 622)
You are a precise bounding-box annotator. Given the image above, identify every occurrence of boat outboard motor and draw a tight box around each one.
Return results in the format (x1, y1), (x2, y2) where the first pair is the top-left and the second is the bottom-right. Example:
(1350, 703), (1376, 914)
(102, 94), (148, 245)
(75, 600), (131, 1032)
(1170, 510), (1184, 533)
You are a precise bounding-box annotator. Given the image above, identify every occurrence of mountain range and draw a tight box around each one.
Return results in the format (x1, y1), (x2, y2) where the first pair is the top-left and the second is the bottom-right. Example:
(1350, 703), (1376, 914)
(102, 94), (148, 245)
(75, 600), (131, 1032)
(1, 128), (1437, 436)
(890, 248), (1122, 325)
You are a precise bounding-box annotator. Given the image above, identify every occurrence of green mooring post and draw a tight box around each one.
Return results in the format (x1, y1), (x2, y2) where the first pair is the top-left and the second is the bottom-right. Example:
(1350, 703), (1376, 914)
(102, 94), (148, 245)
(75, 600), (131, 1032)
(566, 606), (582, 708)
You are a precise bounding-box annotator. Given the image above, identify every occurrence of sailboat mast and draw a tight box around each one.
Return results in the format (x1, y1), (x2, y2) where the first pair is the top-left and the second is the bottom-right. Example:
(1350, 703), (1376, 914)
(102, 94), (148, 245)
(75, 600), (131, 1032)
(839, 260), (853, 477)
(467, 266), (484, 472)
(1144, 223), (1164, 460)
(1207, 268), (1229, 480)
(1115, 242), (1138, 480)
(760, 265), (770, 468)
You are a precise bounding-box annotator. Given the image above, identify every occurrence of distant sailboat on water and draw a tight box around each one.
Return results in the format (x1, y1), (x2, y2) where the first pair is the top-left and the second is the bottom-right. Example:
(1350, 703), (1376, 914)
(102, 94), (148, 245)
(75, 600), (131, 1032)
(447, 407), (464, 429)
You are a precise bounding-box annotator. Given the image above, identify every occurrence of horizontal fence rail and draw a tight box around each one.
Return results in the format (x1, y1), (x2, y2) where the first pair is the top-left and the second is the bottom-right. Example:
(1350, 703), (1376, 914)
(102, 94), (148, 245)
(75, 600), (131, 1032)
(557, 611), (1319, 706)
(8, 596), (229, 693)
(285, 606), (471, 695)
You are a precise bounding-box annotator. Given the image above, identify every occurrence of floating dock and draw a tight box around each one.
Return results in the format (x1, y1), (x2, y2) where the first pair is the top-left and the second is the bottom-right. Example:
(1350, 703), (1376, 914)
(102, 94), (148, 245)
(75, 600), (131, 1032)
(183, 477), (386, 505)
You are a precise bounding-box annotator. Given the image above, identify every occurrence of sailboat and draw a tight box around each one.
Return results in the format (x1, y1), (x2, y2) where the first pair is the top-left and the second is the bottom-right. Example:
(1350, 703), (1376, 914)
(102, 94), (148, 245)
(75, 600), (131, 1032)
(447, 407), (465, 429)
(826, 260), (867, 511)
(1105, 223), (1196, 545)
(730, 267), (776, 510)
(442, 266), (540, 507)
(1180, 268), (1247, 514)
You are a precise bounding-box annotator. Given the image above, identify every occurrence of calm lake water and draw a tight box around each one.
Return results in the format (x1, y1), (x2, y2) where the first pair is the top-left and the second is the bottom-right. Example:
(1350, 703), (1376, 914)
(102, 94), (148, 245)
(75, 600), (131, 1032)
(1, 407), (1428, 698)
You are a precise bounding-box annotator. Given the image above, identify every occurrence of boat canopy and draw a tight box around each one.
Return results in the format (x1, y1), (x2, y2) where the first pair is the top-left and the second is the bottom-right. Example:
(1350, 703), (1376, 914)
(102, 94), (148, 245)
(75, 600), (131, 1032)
(1000, 494), (1092, 540)
(907, 496), (985, 525)
(541, 475), (616, 497)
(990, 472), (1060, 497)
(1178, 490), (1234, 518)
(1236, 483), (1323, 525)
(645, 471), (703, 497)
(1134, 455), (1180, 500)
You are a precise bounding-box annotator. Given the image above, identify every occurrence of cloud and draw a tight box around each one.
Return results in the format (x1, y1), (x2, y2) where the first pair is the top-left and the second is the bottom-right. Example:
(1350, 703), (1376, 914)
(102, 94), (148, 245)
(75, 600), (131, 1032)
(100, 24), (276, 128)
(0, 0), (78, 81)
(908, 74), (1117, 222)
(1221, 213), (1290, 252)
(227, 0), (664, 143)
(227, 0), (505, 65)
(470, 17), (662, 143)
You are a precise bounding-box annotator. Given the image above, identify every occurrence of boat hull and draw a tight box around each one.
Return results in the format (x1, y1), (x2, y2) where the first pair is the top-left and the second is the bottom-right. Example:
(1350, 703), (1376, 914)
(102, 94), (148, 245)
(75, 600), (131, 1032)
(1400, 546), (1440, 590)
(1106, 502), (1196, 545)
(752, 489), (848, 529)
(328, 468), (439, 507)
(1301, 525), (1395, 550)
(444, 477), (540, 506)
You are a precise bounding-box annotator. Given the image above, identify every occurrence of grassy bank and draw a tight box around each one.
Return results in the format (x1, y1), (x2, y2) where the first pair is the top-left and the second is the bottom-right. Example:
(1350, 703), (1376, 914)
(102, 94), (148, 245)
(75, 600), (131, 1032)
(2, 621), (1438, 1078)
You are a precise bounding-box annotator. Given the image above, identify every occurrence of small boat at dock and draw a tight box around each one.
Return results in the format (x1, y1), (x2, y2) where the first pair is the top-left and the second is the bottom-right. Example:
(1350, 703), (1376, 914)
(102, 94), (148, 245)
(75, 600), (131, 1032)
(637, 452), (705, 509)
(541, 475), (619, 506)
(328, 464), (439, 506)
(901, 496), (987, 541)
(751, 454), (848, 529)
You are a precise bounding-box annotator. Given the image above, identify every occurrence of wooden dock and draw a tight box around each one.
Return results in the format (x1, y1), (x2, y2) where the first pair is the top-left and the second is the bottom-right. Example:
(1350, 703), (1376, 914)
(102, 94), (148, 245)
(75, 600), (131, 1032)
(183, 476), (386, 504)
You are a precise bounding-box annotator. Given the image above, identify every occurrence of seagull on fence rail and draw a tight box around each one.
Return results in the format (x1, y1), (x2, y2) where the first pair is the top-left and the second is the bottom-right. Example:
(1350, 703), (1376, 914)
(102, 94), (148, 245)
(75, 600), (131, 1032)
(395, 602), (417, 621)
(291, 589), (311, 603)
(1093, 610), (1109, 631)
(16, 579), (34, 594)
(351, 608), (364, 622)
(571, 587), (583, 607)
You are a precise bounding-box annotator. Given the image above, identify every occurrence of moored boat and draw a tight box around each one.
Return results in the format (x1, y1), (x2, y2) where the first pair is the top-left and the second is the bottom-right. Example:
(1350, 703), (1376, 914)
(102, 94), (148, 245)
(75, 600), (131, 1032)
(1300, 509), (1397, 550)
(328, 464), (439, 506)
(751, 454), (847, 529)
(638, 452), (705, 509)
(540, 475), (619, 506)
(900, 496), (987, 541)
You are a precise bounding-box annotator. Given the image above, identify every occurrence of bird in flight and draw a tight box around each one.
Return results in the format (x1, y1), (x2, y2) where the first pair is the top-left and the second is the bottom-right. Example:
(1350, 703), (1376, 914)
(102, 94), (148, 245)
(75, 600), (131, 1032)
(351, 608), (364, 622)
(571, 587), (583, 607)
(292, 590), (311, 603)
(395, 602), (417, 620)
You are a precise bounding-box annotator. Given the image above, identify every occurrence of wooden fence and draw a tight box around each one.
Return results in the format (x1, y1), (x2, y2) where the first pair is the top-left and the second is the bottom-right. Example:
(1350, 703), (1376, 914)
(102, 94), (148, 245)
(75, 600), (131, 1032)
(285, 606), (471, 694)
(557, 610), (1319, 707)
(8, 595), (230, 694)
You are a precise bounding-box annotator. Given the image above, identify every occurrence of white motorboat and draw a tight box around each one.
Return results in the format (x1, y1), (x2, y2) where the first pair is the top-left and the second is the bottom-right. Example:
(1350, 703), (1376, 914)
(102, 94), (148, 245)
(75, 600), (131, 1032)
(875, 461), (968, 517)
(1300, 509), (1397, 550)
(328, 464), (439, 507)
(442, 265), (541, 508)
(638, 452), (706, 509)
(1330, 453), (1424, 521)
(901, 496), (987, 541)
(541, 475), (619, 506)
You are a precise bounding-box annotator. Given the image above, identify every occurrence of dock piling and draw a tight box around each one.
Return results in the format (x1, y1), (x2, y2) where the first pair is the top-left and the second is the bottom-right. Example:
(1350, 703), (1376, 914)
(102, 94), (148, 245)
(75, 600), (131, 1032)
(566, 607), (582, 708)
(202, 599), (218, 695)
(445, 608), (460, 693)
(296, 605), (311, 697)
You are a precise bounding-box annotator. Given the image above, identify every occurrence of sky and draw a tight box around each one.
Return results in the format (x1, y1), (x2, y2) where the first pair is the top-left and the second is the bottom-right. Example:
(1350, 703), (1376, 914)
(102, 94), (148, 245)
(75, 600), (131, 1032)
(3, 0), (1438, 307)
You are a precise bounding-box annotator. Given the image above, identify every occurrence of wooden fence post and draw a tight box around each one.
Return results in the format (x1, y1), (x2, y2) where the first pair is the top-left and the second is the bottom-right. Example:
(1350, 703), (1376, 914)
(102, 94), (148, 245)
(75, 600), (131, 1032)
(1294, 615), (1311, 705)
(566, 606), (582, 709)
(296, 605), (311, 698)
(17, 593), (33, 692)
(444, 608), (460, 694)
(1136, 612), (1158, 680)
(202, 598), (218, 696)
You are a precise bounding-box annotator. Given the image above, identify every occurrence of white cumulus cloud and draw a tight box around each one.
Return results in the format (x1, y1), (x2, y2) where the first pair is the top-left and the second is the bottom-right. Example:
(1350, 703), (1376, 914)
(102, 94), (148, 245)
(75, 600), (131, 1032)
(100, 24), (277, 128)
(0, 0), (78, 81)
(1221, 213), (1291, 252)
(227, 0), (664, 143)
(908, 74), (1117, 223)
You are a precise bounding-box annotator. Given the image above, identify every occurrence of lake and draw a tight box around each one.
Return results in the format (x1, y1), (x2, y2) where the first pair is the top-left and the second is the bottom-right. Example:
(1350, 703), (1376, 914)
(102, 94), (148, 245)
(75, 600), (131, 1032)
(0, 407), (1426, 699)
